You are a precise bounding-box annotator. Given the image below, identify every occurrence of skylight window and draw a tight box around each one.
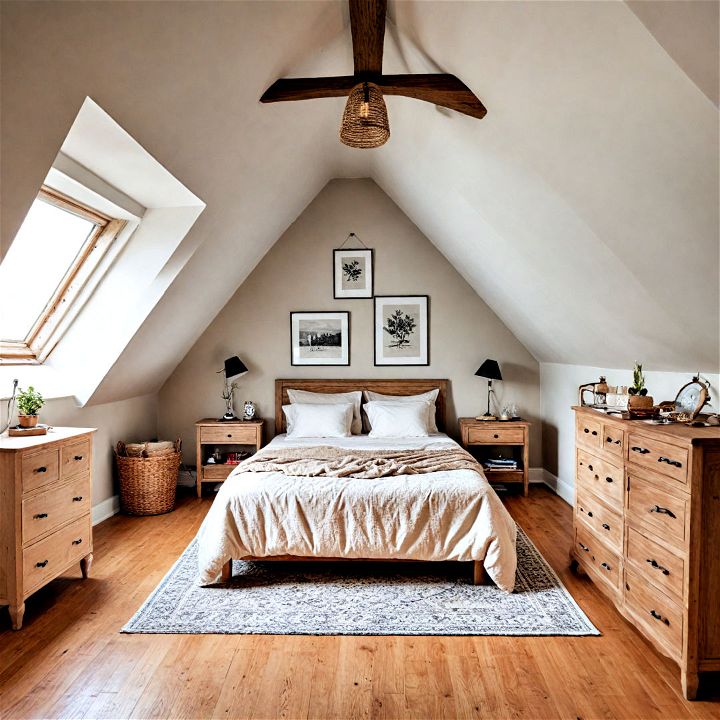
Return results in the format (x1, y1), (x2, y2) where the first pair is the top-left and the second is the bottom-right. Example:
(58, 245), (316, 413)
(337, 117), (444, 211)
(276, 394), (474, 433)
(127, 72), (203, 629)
(0, 187), (125, 364)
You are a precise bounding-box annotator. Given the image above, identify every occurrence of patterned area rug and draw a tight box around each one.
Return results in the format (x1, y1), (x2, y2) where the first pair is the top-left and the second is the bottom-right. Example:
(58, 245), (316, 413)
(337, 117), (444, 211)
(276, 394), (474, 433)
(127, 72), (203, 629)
(122, 528), (599, 636)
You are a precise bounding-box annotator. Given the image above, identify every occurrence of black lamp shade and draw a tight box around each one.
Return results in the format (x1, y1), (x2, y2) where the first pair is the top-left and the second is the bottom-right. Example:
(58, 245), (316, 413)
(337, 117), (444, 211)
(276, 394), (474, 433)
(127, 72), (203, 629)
(475, 359), (502, 381)
(224, 356), (248, 379)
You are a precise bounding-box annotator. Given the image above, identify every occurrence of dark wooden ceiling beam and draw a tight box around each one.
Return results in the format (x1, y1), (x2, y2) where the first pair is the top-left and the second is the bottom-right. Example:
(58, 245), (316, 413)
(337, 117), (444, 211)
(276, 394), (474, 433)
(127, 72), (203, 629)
(349, 0), (387, 75)
(260, 74), (487, 120)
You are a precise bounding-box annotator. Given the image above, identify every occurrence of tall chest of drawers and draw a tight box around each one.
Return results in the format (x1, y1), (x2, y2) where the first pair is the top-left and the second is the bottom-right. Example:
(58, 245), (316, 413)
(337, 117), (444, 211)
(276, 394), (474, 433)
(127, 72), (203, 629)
(571, 407), (720, 699)
(0, 427), (96, 630)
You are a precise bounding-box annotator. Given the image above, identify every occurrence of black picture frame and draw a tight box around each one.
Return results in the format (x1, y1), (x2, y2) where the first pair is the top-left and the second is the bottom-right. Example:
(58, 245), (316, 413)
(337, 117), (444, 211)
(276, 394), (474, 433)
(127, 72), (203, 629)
(373, 295), (430, 366)
(290, 311), (351, 366)
(333, 248), (374, 299)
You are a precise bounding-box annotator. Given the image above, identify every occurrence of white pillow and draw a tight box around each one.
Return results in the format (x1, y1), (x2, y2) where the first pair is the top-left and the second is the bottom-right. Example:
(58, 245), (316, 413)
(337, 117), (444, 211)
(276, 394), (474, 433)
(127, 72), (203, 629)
(283, 402), (354, 438)
(364, 401), (431, 438)
(287, 389), (362, 435)
(364, 389), (440, 432)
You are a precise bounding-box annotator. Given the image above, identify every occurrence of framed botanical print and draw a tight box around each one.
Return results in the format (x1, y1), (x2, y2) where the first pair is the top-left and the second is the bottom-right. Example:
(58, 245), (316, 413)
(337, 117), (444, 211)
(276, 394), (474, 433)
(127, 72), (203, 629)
(290, 311), (350, 366)
(374, 295), (429, 366)
(333, 248), (373, 299)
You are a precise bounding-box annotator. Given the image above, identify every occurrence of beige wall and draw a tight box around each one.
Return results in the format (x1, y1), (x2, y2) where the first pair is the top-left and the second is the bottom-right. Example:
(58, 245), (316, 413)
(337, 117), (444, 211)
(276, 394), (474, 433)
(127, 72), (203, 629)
(2, 394), (158, 518)
(159, 179), (541, 466)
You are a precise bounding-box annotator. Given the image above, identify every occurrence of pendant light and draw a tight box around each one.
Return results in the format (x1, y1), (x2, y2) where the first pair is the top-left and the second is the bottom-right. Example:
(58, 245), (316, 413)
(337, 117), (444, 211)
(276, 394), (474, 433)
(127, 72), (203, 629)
(339, 81), (390, 149)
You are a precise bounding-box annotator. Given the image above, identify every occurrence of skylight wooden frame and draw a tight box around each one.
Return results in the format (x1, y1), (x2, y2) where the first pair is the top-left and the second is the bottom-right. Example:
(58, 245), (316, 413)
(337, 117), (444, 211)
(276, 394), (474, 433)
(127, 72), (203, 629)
(0, 186), (126, 365)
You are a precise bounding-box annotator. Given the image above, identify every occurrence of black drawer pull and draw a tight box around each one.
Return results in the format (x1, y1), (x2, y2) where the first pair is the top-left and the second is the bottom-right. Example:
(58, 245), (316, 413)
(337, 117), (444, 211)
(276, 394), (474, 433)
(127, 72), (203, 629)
(588, 464), (594, 471)
(583, 428), (590, 434)
(600, 562), (611, 571)
(34, 466), (47, 473)
(74, 455), (84, 461)
(493, 434), (499, 439)
(35, 560), (48, 568)
(646, 558), (670, 575)
(650, 505), (676, 518)
(73, 496), (83, 502)
(657, 456), (682, 468)
(649, 609), (669, 625)
(606, 436), (612, 443)
(72, 538), (83, 545)
(591, 430), (598, 436)
(631, 446), (650, 454)
(579, 543), (590, 552)
(605, 476), (614, 483)
(33, 513), (48, 519)
(227, 434), (232, 438)
(602, 523), (610, 530)
(587, 511), (593, 517)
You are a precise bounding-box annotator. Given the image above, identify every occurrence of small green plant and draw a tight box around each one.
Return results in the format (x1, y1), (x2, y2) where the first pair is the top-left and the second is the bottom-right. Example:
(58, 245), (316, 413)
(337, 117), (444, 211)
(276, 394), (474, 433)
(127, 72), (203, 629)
(628, 362), (648, 396)
(17, 386), (44, 416)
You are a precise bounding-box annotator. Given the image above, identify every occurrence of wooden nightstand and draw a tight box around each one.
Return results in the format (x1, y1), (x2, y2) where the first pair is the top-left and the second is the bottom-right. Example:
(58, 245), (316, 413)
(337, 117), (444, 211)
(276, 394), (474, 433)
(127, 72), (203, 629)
(459, 418), (530, 496)
(195, 419), (264, 497)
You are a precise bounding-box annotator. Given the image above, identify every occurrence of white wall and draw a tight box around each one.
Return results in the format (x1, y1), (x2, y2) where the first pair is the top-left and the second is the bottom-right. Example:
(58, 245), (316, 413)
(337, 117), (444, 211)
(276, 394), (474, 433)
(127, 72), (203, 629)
(159, 179), (543, 466)
(1, 393), (158, 521)
(540, 363), (720, 503)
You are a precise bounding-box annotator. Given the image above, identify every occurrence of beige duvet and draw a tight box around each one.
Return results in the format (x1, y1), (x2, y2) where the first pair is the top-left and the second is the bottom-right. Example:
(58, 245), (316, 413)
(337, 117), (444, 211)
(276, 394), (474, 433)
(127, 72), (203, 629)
(196, 434), (518, 591)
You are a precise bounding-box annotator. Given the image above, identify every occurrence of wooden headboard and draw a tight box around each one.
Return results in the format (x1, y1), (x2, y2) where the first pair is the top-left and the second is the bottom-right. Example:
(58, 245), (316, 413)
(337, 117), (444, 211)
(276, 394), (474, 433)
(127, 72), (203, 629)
(275, 379), (449, 434)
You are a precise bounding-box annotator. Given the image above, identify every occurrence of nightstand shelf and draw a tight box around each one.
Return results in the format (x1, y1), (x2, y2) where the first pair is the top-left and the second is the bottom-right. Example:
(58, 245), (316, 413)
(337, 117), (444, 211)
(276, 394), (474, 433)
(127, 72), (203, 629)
(459, 418), (530, 496)
(195, 418), (264, 497)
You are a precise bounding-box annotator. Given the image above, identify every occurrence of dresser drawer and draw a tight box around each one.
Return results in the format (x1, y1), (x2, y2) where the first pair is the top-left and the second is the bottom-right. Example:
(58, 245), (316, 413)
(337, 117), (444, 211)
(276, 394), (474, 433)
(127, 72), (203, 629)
(61, 439), (91, 479)
(574, 524), (621, 591)
(22, 448), (60, 494)
(576, 415), (603, 450)
(22, 474), (91, 546)
(576, 448), (624, 508)
(626, 470), (688, 548)
(624, 567), (683, 659)
(466, 426), (524, 444)
(23, 514), (91, 596)
(627, 433), (688, 485)
(200, 425), (259, 444)
(625, 525), (684, 601)
(576, 489), (623, 552)
(602, 423), (624, 458)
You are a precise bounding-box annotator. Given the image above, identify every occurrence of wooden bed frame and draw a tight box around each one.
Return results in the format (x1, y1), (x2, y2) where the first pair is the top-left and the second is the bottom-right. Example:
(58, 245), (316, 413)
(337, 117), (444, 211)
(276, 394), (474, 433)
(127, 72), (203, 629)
(221, 378), (488, 585)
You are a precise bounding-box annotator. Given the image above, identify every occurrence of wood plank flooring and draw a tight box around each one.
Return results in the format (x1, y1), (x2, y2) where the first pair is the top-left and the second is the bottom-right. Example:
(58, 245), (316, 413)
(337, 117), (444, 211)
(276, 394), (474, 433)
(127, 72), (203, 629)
(0, 485), (717, 719)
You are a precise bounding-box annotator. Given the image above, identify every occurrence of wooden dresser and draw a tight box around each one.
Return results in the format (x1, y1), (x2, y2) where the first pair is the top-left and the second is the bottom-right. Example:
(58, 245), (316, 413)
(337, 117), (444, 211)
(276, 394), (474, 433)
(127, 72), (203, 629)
(0, 427), (96, 630)
(571, 406), (720, 699)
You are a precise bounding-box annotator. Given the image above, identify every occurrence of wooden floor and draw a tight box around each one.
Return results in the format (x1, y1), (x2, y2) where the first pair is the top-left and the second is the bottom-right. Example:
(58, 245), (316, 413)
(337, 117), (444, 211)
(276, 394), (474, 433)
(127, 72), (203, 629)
(1, 486), (718, 719)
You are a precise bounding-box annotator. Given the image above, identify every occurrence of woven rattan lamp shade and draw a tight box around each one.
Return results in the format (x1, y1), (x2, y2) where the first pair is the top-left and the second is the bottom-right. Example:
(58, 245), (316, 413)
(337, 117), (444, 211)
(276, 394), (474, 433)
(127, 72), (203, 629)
(340, 82), (390, 149)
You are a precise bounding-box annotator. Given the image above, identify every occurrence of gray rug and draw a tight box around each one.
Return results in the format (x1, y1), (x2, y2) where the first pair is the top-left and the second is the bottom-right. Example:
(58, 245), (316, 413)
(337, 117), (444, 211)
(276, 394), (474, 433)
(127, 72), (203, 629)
(122, 528), (599, 636)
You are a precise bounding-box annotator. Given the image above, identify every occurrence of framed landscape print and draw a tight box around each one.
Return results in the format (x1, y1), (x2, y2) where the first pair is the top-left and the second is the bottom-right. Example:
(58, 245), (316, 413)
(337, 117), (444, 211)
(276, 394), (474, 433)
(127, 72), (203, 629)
(374, 295), (429, 366)
(290, 311), (350, 366)
(333, 248), (373, 299)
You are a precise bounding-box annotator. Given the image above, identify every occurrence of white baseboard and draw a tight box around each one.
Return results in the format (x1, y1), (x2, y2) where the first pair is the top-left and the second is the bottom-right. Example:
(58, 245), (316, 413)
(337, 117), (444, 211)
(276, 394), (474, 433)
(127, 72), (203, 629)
(537, 468), (573, 505)
(92, 494), (120, 526)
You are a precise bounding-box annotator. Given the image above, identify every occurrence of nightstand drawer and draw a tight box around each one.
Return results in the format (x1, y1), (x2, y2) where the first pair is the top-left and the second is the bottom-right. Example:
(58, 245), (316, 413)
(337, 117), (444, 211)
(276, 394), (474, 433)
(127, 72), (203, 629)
(61, 439), (90, 479)
(22, 474), (91, 546)
(602, 423), (624, 457)
(626, 525), (684, 601)
(575, 523), (621, 591)
(22, 448), (60, 494)
(467, 426), (524, 444)
(200, 425), (259, 444)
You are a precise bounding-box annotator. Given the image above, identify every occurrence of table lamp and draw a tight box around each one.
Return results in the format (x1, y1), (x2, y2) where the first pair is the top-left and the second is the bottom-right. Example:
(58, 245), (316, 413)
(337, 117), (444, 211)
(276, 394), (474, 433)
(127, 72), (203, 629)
(218, 356), (248, 421)
(475, 359), (502, 420)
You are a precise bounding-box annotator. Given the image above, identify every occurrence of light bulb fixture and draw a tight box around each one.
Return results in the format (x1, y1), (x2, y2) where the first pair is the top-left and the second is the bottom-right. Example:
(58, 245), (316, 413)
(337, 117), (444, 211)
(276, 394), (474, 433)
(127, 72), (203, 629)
(340, 81), (389, 149)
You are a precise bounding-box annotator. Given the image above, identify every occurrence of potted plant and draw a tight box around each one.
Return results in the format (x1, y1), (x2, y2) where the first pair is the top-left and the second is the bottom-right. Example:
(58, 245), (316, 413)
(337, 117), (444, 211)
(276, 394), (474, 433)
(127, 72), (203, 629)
(16, 386), (44, 428)
(627, 362), (654, 409)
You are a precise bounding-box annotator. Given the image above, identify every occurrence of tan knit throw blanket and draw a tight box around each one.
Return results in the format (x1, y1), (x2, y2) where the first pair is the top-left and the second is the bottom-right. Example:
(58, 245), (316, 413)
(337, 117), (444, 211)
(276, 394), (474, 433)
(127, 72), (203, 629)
(236, 445), (481, 479)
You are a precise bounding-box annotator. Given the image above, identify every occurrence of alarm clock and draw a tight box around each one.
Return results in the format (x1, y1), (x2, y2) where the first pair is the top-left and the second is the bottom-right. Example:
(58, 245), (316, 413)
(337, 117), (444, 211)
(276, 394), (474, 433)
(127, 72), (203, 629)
(242, 401), (256, 421)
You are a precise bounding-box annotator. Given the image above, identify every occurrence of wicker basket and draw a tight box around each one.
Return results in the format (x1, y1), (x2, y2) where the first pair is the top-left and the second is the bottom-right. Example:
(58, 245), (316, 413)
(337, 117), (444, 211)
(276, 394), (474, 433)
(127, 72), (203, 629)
(116, 439), (181, 516)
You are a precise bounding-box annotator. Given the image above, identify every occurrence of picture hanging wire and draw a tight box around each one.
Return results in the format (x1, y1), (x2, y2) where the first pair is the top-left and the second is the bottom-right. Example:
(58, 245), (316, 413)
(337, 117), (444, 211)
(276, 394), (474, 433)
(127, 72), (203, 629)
(337, 232), (370, 250)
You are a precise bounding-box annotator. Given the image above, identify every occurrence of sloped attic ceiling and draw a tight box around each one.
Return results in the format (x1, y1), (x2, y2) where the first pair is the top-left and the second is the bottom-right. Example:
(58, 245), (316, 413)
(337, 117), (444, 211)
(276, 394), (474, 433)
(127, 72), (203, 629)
(1, 1), (717, 406)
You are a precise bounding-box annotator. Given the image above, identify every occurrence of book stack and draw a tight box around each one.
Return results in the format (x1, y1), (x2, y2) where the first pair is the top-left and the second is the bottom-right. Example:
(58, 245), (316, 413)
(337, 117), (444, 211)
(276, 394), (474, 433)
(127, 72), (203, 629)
(483, 457), (518, 471)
